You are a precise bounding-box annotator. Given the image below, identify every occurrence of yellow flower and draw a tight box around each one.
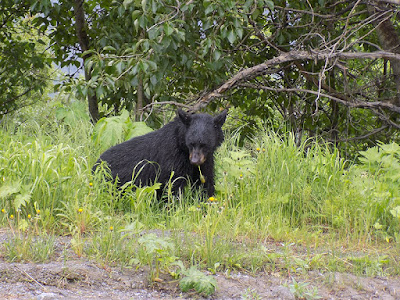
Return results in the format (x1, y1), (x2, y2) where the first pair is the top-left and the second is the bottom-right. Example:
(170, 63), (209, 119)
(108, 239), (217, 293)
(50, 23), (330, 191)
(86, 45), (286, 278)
(208, 197), (216, 202)
(36, 209), (40, 214)
(89, 182), (93, 187)
(78, 208), (83, 213)
(262, 148), (266, 152)
(27, 214), (31, 219)
(10, 214), (14, 219)
(1, 208), (5, 214)
(256, 147), (261, 151)
(109, 226), (114, 231)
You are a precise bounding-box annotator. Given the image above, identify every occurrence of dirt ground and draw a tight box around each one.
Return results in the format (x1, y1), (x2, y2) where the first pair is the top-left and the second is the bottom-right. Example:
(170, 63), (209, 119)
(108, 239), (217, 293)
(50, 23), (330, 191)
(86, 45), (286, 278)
(0, 231), (399, 299)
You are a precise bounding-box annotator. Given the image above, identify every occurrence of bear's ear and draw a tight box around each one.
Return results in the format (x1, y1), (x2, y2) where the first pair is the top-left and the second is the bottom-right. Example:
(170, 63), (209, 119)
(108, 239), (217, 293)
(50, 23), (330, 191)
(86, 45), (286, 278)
(177, 109), (191, 126)
(214, 109), (227, 128)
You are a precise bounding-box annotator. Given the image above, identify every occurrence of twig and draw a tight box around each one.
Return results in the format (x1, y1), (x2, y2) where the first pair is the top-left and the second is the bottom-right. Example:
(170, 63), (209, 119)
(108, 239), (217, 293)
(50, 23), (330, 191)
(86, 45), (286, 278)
(15, 266), (47, 291)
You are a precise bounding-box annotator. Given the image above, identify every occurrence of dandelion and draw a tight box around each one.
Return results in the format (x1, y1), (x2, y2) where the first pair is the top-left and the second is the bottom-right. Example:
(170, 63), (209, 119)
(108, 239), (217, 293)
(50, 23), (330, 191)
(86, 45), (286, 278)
(109, 226), (114, 231)
(239, 174), (243, 179)
(89, 182), (93, 187)
(208, 197), (216, 202)
(36, 209), (41, 214)
(1, 208), (5, 214)
(10, 214), (14, 219)
(262, 148), (266, 152)
(78, 208), (83, 213)
(256, 147), (261, 152)
(27, 214), (31, 219)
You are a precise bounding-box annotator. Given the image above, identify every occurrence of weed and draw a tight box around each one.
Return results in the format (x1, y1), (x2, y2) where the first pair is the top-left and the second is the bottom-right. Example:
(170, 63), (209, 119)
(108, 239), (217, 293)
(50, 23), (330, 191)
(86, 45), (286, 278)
(286, 278), (321, 300)
(176, 263), (217, 296)
(241, 287), (262, 300)
(4, 233), (55, 263)
(137, 233), (176, 281)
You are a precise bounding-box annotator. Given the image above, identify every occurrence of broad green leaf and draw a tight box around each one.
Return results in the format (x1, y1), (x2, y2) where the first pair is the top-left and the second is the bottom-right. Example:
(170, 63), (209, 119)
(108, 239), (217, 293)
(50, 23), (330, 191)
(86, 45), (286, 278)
(103, 46), (116, 52)
(164, 23), (174, 36)
(359, 147), (381, 165)
(227, 30), (236, 44)
(126, 121), (153, 139)
(379, 142), (400, 155)
(390, 206), (400, 218)
(131, 10), (141, 21)
(138, 233), (174, 254)
(14, 193), (31, 210)
(265, 0), (274, 10)
(123, 0), (134, 8)
(0, 183), (21, 199)
(141, 0), (147, 11)
(179, 266), (217, 296)
(18, 219), (29, 231)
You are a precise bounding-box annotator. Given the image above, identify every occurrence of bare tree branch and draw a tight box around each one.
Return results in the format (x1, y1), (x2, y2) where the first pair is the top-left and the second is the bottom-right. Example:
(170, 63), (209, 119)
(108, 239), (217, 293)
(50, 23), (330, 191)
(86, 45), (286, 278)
(192, 50), (400, 111)
(238, 82), (400, 114)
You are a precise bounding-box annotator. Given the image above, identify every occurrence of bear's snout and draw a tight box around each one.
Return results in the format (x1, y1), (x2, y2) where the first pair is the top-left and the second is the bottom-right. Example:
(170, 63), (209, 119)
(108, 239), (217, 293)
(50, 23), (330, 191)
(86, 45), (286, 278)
(189, 149), (206, 165)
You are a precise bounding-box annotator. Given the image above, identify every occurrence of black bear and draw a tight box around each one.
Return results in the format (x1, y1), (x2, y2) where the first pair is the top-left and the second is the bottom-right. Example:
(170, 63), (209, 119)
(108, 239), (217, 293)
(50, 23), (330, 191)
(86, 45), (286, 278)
(93, 109), (227, 197)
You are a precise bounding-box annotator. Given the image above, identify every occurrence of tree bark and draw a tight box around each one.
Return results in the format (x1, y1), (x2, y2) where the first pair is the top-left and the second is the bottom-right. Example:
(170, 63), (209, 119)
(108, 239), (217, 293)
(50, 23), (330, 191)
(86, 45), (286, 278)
(73, 0), (99, 122)
(136, 75), (144, 121)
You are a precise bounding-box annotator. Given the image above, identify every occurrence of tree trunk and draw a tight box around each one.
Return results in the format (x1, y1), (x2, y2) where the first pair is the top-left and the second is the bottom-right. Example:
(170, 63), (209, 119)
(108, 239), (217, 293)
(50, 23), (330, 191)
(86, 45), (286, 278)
(73, 0), (99, 122)
(136, 75), (144, 121)
(368, 3), (400, 105)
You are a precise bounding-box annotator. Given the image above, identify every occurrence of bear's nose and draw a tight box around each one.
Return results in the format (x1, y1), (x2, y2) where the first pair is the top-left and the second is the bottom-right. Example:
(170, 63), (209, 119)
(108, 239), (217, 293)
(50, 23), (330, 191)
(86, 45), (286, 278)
(189, 149), (205, 165)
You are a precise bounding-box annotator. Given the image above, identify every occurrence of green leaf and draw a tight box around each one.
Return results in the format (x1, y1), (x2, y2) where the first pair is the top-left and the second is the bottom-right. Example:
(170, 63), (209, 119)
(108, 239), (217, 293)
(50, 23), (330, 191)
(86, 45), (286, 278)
(0, 183), (21, 199)
(147, 60), (157, 71)
(103, 46), (116, 52)
(18, 219), (29, 231)
(251, 8), (261, 19)
(123, 0), (134, 9)
(125, 121), (153, 139)
(92, 110), (131, 151)
(379, 142), (400, 156)
(227, 30), (236, 44)
(179, 266), (217, 296)
(164, 23), (174, 36)
(359, 147), (381, 165)
(265, 0), (274, 10)
(138, 233), (174, 254)
(205, 4), (214, 15)
(213, 50), (221, 61)
(81, 49), (97, 57)
(141, 0), (147, 11)
(131, 10), (141, 21)
(14, 193), (31, 211)
(390, 206), (400, 218)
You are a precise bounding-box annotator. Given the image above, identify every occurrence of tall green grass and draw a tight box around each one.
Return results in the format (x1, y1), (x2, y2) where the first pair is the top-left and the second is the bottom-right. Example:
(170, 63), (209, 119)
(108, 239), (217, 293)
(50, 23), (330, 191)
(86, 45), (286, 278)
(1, 102), (399, 275)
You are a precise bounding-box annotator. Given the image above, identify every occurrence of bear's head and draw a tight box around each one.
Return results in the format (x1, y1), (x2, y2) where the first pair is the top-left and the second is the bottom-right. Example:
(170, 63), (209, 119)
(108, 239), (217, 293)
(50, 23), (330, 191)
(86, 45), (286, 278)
(178, 109), (227, 166)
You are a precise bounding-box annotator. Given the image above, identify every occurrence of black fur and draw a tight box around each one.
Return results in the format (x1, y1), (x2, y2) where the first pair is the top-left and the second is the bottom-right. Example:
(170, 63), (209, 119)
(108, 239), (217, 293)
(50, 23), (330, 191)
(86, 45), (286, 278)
(93, 109), (227, 197)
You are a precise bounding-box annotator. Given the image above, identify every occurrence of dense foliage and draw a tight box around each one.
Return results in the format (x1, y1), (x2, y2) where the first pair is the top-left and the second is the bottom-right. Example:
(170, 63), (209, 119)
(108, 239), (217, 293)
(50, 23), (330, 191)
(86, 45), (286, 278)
(2, 0), (400, 155)
(0, 1), (52, 115)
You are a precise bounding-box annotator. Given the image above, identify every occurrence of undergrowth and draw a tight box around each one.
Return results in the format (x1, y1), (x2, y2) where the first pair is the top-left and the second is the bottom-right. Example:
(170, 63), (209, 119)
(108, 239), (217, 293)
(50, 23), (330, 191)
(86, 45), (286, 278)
(1, 101), (400, 296)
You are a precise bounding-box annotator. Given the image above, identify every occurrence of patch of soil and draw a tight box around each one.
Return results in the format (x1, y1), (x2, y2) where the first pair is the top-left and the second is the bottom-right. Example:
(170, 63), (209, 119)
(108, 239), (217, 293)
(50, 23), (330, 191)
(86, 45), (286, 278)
(0, 230), (399, 299)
